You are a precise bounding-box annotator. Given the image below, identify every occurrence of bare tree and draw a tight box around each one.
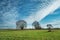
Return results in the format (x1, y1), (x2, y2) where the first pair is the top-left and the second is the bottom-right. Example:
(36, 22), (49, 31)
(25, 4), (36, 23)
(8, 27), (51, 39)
(16, 20), (27, 30)
(32, 21), (41, 29)
(47, 24), (53, 32)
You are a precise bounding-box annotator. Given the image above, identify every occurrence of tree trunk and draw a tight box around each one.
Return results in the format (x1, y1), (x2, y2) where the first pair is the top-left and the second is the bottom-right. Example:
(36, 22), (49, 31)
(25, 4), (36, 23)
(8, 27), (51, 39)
(21, 27), (23, 30)
(48, 27), (51, 32)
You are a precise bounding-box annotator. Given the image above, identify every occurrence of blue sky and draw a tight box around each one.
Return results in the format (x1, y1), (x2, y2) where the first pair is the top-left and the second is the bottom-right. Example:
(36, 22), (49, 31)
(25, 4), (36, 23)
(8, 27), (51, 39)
(0, 0), (60, 29)
(40, 8), (60, 28)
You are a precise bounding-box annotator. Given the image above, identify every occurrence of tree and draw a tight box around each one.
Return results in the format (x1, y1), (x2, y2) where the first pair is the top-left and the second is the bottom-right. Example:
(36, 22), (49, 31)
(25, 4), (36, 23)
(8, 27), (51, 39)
(47, 24), (53, 32)
(16, 20), (27, 30)
(32, 21), (41, 29)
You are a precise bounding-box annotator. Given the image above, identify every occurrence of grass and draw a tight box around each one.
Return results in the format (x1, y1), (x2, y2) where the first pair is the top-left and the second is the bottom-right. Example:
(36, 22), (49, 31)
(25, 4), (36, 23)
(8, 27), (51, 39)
(0, 30), (60, 40)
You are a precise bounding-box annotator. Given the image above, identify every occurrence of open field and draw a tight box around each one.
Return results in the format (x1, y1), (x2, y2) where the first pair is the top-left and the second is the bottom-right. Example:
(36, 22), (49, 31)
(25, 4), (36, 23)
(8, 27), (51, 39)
(0, 30), (60, 40)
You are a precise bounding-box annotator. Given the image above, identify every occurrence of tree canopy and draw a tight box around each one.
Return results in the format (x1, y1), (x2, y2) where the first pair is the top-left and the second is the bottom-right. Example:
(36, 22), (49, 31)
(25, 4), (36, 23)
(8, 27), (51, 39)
(16, 20), (27, 30)
(32, 21), (41, 29)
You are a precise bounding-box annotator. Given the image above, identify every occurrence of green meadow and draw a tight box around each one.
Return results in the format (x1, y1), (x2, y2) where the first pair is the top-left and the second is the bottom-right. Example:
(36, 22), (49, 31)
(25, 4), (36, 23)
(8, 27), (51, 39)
(0, 30), (60, 40)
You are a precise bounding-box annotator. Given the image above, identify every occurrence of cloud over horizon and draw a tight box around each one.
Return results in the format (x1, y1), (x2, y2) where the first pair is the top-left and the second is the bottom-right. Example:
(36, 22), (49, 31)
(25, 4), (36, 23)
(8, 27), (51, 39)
(0, 0), (60, 29)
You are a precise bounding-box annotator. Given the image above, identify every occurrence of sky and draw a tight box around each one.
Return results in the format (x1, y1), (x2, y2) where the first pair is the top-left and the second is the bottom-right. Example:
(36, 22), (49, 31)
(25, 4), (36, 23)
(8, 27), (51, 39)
(0, 0), (60, 29)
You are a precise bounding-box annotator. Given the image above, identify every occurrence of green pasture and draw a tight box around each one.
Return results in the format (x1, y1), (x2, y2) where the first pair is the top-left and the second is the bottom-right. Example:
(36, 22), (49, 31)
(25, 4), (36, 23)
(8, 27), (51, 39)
(0, 30), (60, 40)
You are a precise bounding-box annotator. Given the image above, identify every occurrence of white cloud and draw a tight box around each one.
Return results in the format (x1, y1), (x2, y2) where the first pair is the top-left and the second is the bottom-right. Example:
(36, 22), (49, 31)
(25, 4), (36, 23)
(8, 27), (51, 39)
(1, 7), (19, 29)
(43, 20), (60, 28)
(24, 0), (60, 28)
(24, 0), (60, 24)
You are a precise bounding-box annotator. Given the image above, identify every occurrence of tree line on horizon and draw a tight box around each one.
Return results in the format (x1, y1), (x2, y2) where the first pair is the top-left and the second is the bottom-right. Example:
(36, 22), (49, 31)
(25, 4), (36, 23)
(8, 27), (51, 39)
(16, 20), (53, 32)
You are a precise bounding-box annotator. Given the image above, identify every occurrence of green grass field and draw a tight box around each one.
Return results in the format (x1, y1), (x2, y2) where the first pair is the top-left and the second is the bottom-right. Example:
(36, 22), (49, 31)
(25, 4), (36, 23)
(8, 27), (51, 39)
(0, 30), (60, 40)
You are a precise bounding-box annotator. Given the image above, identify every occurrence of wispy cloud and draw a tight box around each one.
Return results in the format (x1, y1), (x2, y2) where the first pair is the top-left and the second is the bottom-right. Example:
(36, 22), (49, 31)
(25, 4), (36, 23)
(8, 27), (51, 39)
(0, 0), (60, 29)
(24, 0), (60, 25)
(41, 19), (60, 28)
(0, 7), (18, 29)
